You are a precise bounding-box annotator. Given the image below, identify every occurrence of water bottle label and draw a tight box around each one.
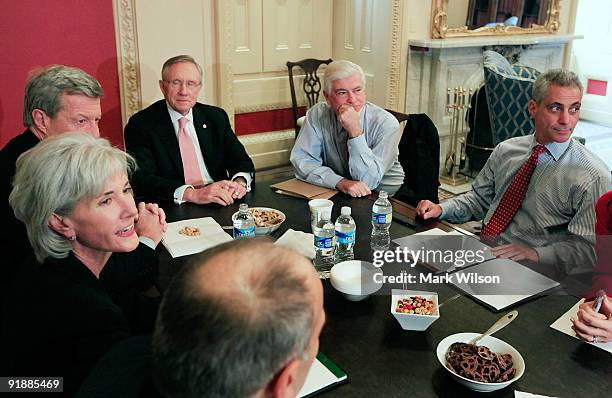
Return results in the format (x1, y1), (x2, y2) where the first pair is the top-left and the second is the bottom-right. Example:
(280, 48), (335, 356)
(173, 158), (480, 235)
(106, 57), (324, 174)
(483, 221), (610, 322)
(372, 212), (392, 225)
(233, 226), (255, 238)
(314, 236), (333, 249)
(335, 231), (355, 244)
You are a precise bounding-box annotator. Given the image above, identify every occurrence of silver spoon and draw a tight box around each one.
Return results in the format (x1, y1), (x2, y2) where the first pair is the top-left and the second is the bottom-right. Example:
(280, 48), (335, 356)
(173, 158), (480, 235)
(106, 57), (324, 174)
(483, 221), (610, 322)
(468, 310), (518, 345)
(447, 310), (518, 354)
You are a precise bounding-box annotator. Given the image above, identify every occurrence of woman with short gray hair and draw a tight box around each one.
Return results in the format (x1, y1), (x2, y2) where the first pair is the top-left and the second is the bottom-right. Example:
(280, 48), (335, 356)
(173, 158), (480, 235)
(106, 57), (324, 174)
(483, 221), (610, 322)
(2, 132), (166, 395)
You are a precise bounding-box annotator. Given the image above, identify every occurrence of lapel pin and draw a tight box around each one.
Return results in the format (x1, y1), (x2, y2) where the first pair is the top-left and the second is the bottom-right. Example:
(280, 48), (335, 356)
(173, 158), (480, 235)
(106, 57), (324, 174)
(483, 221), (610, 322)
(202, 123), (207, 129)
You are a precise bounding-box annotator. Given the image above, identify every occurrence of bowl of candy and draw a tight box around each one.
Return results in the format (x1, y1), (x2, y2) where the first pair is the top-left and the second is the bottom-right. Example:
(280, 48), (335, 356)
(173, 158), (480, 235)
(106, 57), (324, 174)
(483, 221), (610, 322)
(436, 332), (525, 392)
(330, 260), (383, 301)
(390, 289), (439, 331)
(232, 207), (285, 235)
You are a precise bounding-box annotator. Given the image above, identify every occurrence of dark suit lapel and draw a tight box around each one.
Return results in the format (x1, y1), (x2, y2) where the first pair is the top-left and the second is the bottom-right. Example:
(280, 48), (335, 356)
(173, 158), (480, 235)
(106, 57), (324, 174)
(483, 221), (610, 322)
(155, 104), (184, 176)
(193, 106), (217, 180)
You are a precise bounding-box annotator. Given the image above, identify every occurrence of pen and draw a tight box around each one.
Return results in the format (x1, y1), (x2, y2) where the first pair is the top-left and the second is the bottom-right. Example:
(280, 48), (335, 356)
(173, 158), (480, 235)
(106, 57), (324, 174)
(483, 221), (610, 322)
(592, 289), (606, 313)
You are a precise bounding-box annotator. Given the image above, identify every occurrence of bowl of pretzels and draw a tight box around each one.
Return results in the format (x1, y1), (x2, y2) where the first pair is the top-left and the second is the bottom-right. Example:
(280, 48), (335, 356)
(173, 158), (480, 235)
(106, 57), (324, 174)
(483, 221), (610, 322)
(436, 332), (525, 392)
(232, 207), (285, 235)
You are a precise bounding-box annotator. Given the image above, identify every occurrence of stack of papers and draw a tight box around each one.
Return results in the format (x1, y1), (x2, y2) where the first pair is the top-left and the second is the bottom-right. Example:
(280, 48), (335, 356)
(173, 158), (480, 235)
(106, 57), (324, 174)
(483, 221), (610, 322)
(271, 178), (337, 200)
(162, 217), (232, 258)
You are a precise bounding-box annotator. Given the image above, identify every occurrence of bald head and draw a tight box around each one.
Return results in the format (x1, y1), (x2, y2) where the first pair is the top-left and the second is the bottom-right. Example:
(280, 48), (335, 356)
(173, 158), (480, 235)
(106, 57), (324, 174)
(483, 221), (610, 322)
(153, 238), (324, 398)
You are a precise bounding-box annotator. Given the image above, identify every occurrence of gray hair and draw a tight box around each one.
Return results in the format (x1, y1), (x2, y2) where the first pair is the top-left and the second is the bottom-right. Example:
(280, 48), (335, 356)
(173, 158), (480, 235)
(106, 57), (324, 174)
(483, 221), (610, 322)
(9, 132), (135, 263)
(161, 55), (203, 80)
(23, 65), (103, 127)
(532, 69), (583, 103)
(323, 59), (365, 94)
(153, 239), (314, 398)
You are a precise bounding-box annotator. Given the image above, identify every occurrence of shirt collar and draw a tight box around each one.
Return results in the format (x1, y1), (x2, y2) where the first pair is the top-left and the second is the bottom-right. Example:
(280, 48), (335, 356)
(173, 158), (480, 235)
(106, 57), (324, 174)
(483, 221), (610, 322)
(166, 102), (193, 125)
(530, 134), (571, 161)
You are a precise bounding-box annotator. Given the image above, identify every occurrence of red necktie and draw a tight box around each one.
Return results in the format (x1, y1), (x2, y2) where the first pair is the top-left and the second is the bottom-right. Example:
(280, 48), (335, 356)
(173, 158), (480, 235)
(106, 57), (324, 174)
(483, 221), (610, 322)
(480, 145), (547, 239)
(178, 117), (204, 186)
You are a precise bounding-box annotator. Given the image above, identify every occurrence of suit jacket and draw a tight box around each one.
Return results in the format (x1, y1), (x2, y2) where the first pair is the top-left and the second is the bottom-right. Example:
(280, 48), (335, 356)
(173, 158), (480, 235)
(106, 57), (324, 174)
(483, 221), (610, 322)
(394, 114), (440, 206)
(1, 247), (159, 395)
(589, 190), (612, 299)
(124, 100), (255, 201)
(0, 129), (39, 284)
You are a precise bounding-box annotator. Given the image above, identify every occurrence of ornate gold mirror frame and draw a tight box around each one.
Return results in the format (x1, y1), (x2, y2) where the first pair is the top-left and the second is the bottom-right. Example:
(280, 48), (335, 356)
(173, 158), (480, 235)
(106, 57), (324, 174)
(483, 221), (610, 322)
(431, 0), (561, 38)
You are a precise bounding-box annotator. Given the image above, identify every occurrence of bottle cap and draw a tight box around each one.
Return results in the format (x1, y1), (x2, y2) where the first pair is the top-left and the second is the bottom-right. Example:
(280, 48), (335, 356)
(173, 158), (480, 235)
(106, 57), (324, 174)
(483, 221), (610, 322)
(341, 206), (351, 216)
(239, 203), (249, 211)
(379, 191), (388, 199)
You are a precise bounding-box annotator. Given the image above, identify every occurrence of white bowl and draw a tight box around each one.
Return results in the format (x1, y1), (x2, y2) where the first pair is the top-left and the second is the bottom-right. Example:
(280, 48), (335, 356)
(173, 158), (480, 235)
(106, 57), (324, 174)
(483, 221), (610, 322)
(391, 289), (440, 331)
(232, 207), (285, 235)
(330, 260), (383, 301)
(436, 332), (525, 392)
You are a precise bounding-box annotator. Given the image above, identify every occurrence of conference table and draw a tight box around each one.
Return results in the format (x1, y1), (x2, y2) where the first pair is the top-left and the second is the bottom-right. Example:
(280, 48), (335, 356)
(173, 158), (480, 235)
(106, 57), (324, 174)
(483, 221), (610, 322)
(161, 179), (612, 397)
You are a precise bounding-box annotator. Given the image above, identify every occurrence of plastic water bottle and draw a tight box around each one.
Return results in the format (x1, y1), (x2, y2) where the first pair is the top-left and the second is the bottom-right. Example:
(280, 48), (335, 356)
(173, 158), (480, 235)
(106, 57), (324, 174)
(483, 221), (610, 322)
(313, 216), (335, 272)
(371, 191), (392, 251)
(233, 203), (255, 239)
(334, 206), (356, 263)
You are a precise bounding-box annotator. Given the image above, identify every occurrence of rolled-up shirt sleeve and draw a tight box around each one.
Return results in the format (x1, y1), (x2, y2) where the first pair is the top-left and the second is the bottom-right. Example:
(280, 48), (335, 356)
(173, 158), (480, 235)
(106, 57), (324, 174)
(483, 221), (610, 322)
(440, 147), (498, 223)
(347, 116), (400, 189)
(290, 110), (344, 189)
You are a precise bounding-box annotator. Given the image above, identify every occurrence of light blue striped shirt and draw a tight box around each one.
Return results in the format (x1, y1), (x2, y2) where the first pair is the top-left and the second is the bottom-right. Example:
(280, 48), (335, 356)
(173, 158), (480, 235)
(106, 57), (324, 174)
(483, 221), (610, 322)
(441, 134), (611, 274)
(290, 102), (405, 195)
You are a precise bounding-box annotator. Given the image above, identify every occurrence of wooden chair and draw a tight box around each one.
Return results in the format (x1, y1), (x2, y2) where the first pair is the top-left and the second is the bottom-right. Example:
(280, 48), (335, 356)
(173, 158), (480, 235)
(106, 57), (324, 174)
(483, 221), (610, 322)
(286, 58), (332, 136)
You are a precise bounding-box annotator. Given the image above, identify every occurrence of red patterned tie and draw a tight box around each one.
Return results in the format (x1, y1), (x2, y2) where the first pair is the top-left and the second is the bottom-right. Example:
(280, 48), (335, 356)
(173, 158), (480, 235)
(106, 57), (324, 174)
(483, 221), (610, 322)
(178, 117), (204, 186)
(480, 145), (546, 239)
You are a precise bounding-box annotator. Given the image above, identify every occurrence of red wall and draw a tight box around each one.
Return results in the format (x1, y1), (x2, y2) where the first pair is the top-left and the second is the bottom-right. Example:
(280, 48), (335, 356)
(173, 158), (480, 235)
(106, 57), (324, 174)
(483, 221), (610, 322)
(0, 0), (123, 148)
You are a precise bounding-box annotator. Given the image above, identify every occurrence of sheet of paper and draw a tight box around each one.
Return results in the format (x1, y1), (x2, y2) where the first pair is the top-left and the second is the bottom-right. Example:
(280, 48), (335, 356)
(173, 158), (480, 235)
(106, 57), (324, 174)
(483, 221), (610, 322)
(550, 299), (612, 354)
(451, 259), (559, 311)
(275, 228), (315, 259)
(515, 391), (557, 398)
(162, 217), (233, 258)
(297, 357), (347, 398)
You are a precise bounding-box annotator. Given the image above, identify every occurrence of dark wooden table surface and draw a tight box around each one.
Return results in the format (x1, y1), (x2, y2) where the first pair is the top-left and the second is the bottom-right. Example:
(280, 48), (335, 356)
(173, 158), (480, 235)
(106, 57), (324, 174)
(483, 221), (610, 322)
(161, 180), (612, 397)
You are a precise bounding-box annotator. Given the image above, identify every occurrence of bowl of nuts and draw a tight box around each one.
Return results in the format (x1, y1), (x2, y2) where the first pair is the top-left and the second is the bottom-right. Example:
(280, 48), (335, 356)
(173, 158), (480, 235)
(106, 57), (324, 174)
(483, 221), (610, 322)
(391, 289), (439, 331)
(232, 207), (285, 235)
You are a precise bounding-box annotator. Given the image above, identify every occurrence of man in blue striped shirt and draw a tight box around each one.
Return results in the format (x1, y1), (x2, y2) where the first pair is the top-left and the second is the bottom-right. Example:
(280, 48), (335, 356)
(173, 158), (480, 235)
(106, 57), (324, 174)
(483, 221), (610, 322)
(417, 69), (610, 274)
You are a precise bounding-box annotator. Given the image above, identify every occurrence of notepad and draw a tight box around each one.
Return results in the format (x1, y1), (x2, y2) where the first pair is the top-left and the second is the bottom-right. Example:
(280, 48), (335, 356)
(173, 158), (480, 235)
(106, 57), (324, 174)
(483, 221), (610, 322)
(393, 229), (494, 273)
(550, 299), (612, 354)
(297, 352), (348, 398)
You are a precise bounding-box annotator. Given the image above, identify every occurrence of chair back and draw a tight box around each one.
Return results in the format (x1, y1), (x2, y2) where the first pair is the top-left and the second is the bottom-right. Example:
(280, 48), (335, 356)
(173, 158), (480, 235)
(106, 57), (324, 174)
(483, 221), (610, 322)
(286, 58), (332, 136)
(483, 51), (540, 145)
(387, 109), (440, 206)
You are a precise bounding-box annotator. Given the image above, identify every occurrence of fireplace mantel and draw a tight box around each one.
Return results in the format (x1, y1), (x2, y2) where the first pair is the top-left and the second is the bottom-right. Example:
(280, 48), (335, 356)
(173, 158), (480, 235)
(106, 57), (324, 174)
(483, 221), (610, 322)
(408, 34), (582, 49)
(405, 34), (581, 169)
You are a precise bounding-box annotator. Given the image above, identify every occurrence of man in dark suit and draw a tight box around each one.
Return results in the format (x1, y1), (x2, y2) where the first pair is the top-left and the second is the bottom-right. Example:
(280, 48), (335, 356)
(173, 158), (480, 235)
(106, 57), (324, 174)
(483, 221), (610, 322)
(124, 55), (255, 206)
(0, 65), (104, 280)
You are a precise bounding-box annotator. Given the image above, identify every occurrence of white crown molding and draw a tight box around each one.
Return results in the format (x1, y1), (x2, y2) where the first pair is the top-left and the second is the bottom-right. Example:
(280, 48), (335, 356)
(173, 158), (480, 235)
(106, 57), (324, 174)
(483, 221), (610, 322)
(385, 0), (402, 110)
(112, 0), (142, 130)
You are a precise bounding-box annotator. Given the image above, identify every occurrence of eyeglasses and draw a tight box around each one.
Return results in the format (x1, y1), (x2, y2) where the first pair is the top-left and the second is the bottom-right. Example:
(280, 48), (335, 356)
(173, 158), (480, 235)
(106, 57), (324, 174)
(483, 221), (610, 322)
(163, 79), (202, 90)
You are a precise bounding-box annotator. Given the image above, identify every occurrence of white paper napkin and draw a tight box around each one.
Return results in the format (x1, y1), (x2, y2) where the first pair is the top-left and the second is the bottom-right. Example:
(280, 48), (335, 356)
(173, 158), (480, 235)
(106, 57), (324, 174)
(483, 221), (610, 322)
(162, 217), (233, 258)
(275, 228), (315, 259)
